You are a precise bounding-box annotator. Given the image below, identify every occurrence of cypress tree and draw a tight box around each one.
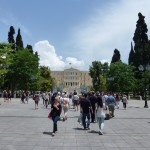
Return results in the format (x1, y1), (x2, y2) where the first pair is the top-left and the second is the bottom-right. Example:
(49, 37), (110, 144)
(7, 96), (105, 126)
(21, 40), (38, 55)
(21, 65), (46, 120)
(16, 28), (24, 50)
(8, 26), (15, 49)
(111, 49), (121, 63)
(133, 12), (149, 68)
(128, 42), (135, 65)
(26, 44), (33, 53)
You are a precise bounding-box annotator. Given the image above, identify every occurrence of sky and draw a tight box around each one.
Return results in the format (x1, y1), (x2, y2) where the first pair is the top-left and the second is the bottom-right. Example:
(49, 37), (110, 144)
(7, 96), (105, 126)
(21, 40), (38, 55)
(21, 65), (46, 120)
(0, 0), (150, 71)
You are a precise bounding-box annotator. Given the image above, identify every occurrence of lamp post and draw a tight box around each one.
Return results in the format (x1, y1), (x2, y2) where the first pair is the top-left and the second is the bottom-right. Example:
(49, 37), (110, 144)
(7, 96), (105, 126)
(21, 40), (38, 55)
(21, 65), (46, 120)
(138, 64), (150, 108)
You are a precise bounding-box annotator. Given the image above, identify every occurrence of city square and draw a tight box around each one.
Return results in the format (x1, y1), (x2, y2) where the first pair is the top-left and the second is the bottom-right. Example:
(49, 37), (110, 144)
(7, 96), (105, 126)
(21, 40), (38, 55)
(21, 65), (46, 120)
(0, 0), (150, 150)
(0, 98), (150, 150)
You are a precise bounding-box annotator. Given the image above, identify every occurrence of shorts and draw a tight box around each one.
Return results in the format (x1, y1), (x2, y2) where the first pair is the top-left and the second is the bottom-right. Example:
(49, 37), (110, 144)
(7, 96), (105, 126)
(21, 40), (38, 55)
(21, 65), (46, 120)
(108, 104), (115, 112)
(73, 100), (78, 106)
(35, 101), (39, 104)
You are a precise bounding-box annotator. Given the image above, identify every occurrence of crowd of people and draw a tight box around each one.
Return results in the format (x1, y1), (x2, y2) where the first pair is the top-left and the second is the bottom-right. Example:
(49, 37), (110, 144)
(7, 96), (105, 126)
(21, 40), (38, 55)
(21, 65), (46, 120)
(2, 90), (12, 102)
(1, 89), (128, 137)
(42, 90), (128, 136)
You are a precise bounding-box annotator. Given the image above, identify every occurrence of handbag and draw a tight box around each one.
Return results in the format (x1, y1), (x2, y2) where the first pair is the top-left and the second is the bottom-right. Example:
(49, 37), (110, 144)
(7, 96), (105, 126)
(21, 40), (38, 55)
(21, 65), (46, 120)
(48, 111), (52, 119)
(33, 95), (35, 100)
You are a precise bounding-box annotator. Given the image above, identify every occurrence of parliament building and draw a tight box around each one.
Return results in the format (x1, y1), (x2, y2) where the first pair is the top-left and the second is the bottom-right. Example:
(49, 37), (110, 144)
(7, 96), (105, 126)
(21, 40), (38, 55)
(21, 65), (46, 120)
(51, 67), (92, 92)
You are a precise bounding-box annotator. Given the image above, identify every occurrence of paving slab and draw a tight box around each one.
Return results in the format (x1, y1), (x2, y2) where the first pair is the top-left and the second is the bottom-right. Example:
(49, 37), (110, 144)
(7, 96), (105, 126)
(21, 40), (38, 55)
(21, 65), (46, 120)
(0, 98), (150, 150)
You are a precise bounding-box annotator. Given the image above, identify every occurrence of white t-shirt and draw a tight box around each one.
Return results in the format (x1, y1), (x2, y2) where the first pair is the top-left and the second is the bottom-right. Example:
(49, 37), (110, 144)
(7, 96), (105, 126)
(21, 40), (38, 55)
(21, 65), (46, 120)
(122, 96), (127, 103)
(102, 95), (108, 103)
(96, 106), (105, 118)
(62, 98), (69, 106)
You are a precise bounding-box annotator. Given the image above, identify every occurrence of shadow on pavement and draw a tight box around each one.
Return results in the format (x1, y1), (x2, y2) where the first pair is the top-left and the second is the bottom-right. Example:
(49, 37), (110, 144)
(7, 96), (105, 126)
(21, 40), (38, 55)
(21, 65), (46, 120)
(43, 132), (53, 135)
(128, 106), (140, 108)
(68, 116), (79, 118)
(88, 130), (99, 134)
(73, 127), (83, 130)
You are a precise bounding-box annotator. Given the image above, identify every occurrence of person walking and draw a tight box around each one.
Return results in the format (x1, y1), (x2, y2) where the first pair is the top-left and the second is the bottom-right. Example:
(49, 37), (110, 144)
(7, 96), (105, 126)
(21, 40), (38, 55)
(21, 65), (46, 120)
(3, 90), (8, 102)
(107, 92), (115, 118)
(8, 90), (12, 102)
(102, 92), (108, 110)
(41, 92), (45, 105)
(89, 91), (97, 123)
(45, 91), (49, 108)
(80, 93), (92, 130)
(25, 91), (29, 104)
(115, 93), (120, 109)
(51, 96), (62, 136)
(72, 92), (79, 111)
(62, 95), (69, 121)
(96, 96), (105, 135)
(34, 91), (40, 109)
(21, 92), (26, 104)
(122, 94), (128, 109)
(68, 92), (73, 108)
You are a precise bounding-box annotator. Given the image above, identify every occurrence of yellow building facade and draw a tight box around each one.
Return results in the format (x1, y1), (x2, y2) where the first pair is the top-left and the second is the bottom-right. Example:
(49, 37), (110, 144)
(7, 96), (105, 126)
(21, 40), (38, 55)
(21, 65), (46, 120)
(51, 67), (92, 92)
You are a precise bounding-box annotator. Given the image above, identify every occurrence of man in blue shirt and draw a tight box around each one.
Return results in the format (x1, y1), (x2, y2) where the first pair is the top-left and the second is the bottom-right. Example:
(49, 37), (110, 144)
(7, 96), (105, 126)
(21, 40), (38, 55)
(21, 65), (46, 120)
(107, 92), (115, 118)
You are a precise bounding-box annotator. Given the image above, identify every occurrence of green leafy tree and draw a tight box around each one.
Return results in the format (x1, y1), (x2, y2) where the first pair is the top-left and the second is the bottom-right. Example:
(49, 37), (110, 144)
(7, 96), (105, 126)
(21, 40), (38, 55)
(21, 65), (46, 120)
(8, 26), (15, 50)
(38, 66), (55, 92)
(5, 49), (39, 91)
(108, 62), (136, 93)
(0, 43), (13, 89)
(111, 49), (121, 63)
(89, 61), (104, 92)
(16, 28), (24, 50)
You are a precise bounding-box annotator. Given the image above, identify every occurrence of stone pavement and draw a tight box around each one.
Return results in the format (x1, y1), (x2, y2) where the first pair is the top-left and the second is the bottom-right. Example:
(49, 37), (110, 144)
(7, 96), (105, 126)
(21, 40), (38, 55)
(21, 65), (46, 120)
(0, 98), (150, 150)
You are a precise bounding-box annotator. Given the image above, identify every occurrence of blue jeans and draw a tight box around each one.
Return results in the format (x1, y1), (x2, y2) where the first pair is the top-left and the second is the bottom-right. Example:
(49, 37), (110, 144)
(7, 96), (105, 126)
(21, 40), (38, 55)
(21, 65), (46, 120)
(52, 116), (60, 133)
(82, 113), (90, 128)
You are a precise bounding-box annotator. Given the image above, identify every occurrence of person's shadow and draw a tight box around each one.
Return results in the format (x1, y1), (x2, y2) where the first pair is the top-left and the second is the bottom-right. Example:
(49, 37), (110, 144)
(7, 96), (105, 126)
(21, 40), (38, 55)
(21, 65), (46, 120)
(43, 132), (53, 135)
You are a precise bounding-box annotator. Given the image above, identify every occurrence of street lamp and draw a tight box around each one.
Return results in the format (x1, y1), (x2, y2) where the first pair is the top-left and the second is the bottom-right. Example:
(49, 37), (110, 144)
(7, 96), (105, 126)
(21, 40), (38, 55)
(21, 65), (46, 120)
(138, 64), (150, 108)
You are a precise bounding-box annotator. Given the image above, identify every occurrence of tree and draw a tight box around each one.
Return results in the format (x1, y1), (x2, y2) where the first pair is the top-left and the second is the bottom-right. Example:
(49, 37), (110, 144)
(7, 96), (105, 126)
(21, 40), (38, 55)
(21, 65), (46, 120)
(8, 26), (15, 50)
(0, 43), (13, 89)
(108, 62), (136, 93)
(128, 42), (135, 65)
(16, 28), (24, 50)
(26, 44), (33, 53)
(38, 66), (55, 92)
(89, 61), (104, 92)
(111, 49), (121, 63)
(133, 12), (149, 68)
(5, 49), (39, 91)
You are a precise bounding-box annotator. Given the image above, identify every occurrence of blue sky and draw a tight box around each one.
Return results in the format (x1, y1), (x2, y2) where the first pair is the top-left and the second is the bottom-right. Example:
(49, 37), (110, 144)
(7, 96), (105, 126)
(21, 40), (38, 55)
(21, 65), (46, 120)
(0, 0), (150, 70)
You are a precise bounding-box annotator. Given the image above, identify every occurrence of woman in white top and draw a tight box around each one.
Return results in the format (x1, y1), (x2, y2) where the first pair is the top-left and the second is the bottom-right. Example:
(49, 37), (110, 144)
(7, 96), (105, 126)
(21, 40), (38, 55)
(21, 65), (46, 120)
(96, 96), (105, 135)
(45, 91), (49, 108)
(62, 95), (69, 121)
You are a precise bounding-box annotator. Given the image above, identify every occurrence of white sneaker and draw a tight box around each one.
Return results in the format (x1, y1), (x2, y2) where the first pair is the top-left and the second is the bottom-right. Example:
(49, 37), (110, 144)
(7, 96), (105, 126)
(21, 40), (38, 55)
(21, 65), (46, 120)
(52, 133), (55, 136)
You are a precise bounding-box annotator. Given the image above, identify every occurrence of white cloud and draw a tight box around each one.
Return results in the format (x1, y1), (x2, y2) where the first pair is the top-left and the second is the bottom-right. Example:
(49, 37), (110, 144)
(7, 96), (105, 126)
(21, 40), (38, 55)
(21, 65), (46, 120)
(33, 40), (84, 71)
(68, 0), (150, 68)
(65, 57), (84, 70)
